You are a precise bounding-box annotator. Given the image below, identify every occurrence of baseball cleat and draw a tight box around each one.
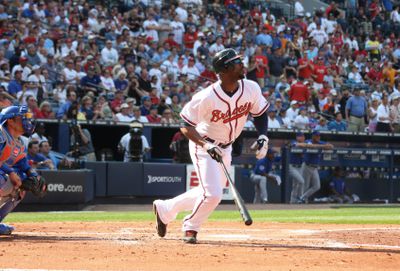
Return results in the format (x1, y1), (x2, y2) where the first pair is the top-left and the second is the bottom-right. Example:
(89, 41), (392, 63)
(183, 230), (197, 244)
(153, 200), (167, 237)
(0, 223), (14, 235)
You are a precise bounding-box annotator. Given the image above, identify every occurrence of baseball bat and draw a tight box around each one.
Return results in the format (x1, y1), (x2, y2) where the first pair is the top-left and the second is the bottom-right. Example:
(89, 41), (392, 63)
(219, 161), (253, 226)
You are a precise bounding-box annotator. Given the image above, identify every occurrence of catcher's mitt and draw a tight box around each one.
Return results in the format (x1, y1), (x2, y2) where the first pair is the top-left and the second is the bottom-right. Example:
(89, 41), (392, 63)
(20, 176), (47, 198)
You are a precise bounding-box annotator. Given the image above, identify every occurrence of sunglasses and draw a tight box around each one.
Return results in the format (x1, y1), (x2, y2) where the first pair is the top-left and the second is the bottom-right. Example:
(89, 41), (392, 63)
(228, 58), (243, 65)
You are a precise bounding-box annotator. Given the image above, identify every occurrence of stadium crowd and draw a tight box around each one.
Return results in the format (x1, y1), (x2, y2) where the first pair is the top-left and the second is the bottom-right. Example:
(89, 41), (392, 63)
(0, 0), (399, 145)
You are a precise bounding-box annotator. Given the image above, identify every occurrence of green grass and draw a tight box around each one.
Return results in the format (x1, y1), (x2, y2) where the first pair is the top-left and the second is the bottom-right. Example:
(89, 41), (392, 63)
(4, 207), (400, 224)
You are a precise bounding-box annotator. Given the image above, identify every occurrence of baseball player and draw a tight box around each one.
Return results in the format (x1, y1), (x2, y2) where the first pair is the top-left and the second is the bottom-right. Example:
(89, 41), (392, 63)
(250, 148), (281, 204)
(153, 48), (270, 244)
(0, 105), (46, 235)
(298, 130), (334, 203)
(288, 132), (306, 204)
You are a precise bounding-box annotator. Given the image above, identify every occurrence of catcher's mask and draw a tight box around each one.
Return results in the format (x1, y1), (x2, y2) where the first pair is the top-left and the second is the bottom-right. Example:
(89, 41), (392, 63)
(0, 105), (36, 135)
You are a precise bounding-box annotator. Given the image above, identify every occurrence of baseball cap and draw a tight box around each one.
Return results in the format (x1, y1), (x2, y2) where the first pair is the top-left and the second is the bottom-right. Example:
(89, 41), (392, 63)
(120, 103), (129, 109)
(330, 89), (338, 96)
(19, 56), (28, 62)
(290, 100), (298, 106)
(126, 97), (136, 103)
(141, 96), (151, 103)
(296, 132), (304, 137)
(312, 130), (320, 136)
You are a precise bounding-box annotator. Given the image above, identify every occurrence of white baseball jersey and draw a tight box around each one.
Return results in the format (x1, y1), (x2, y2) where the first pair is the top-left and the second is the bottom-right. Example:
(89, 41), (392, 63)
(180, 79), (269, 145)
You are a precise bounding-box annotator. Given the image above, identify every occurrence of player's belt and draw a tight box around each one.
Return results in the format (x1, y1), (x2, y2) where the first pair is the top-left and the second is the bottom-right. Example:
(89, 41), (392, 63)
(306, 163), (319, 168)
(290, 164), (302, 168)
(204, 137), (232, 149)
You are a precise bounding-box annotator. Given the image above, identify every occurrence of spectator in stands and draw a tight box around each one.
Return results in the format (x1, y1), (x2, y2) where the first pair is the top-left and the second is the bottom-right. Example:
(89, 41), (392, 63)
(288, 76), (310, 105)
(39, 141), (60, 169)
(314, 117), (329, 131)
(376, 93), (392, 132)
(390, 94), (400, 133)
(138, 95), (151, 116)
(7, 69), (23, 97)
(132, 105), (149, 123)
(267, 47), (286, 85)
(80, 66), (101, 95)
(328, 112), (347, 131)
(160, 108), (178, 124)
(345, 87), (368, 132)
(56, 90), (77, 119)
(294, 106), (310, 130)
(146, 105), (161, 123)
(30, 122), (48, 144)
(115, 103), (135, 122)
(27, 141), (55, 170)
(267, 107), (281, 129)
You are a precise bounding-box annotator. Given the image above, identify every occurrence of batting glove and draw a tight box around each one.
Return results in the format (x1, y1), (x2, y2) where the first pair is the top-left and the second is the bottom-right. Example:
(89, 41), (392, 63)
(251, 135), (269, 159)
(203, 142), (223, 162)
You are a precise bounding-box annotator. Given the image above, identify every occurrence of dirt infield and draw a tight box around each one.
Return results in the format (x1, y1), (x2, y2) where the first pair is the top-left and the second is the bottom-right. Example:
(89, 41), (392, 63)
(1, 220), (399, 271)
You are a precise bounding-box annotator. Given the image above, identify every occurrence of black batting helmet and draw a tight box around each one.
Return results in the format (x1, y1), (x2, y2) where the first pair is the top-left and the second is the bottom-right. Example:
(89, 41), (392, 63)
(212, 48), (242, 73)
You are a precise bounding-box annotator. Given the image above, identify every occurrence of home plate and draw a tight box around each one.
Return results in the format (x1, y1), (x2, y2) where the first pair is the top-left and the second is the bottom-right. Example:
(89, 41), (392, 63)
(206, 234), (251, 240)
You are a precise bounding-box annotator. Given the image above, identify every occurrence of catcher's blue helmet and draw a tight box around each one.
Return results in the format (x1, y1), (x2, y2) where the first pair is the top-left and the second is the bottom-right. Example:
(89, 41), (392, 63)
(0, 105), (36, 135)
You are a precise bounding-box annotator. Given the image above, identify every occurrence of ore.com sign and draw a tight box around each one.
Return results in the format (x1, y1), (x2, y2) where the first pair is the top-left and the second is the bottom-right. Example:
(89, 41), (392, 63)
(186, 165), (235, 200)
(47, 183), (84, 193)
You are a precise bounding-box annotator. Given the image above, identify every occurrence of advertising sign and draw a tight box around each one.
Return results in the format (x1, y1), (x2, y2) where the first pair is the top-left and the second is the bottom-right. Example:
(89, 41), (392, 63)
(186, 165), (235, 200)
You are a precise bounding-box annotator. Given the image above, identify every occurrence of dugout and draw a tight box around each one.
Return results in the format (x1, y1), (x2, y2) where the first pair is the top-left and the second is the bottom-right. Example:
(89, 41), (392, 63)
(282, 148), (398, 203)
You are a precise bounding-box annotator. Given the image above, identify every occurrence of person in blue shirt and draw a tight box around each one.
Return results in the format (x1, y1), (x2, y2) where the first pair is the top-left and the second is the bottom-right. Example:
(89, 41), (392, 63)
(327, 112), (347, 131)
(39, 141), (60, 169)
(80, 66), (101, 95)
(249, 148), (281, 203)
(345, 87), (368, 132)
(288, 132), (306, 203)
(329, 167), (354, 204)
(299, 130), (334, 203)
(7, 69), (23, 96)
(56, 90), (77, 119)
(27, 141), (55, 170)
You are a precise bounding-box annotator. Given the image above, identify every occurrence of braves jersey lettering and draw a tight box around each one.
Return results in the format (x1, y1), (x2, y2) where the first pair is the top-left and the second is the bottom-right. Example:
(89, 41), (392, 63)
(210, 102), (252, 123)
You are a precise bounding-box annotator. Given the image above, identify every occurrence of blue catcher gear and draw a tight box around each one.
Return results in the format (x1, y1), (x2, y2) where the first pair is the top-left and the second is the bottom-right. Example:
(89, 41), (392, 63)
(0, 105), (36, 135)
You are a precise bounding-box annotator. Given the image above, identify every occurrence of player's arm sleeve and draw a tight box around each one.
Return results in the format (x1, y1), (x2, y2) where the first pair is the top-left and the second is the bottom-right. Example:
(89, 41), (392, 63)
(180, 92), (207, 126)
(253, 111), (268, 135)
(14, 157), (38, 177)
(249, 80), (270, 117)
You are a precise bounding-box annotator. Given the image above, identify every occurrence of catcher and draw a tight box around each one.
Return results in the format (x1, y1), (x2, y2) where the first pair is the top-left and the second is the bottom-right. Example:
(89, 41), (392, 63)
(0, 105), (47, 235)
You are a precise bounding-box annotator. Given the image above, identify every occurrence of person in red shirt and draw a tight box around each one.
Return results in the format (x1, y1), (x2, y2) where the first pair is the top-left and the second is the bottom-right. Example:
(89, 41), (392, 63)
(254, 46), (269, 89)
(288, 77), (310, 104)
(183, 26), (197, 50)
(164, 33), (180, 50)
(250, 6), (263, 26)
(366, 59), (383, 85)
(311, 57), (327, 90)
(369, 0), (381, 20)
(319, 80), (332, 98)
(297, 54), (313, 79)
(110, 90), (125, 113)
(146, 105), (161, 123)
(26, 95), (43, 119)
(332, 31), (344, 54)
(199, 64), (218, 84)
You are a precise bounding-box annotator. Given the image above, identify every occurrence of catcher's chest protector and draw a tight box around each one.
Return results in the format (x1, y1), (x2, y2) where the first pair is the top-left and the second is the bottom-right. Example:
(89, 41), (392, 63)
(0, 127), (25, 166)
